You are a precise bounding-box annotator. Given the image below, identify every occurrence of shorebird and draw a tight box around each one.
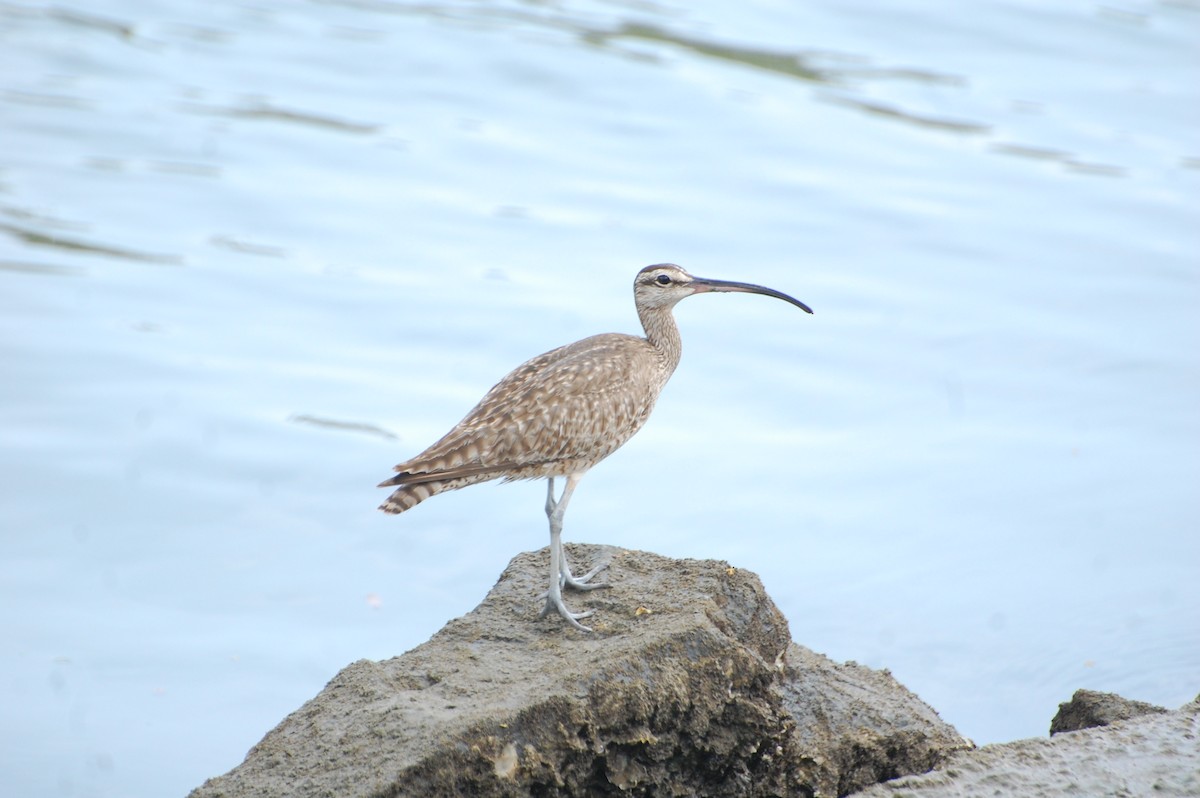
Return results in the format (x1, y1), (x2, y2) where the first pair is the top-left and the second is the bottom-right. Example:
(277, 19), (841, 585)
(379, 264), (812, 631)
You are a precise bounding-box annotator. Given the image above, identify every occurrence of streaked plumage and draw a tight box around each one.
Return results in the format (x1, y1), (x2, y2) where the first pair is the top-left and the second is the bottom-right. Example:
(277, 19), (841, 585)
(378, 334), (670, 512)
(379, 263), (812, 631)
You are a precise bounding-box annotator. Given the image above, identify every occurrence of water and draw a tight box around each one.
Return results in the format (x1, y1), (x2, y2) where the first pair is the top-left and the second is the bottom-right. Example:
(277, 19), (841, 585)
(2, 0), (1197, 795)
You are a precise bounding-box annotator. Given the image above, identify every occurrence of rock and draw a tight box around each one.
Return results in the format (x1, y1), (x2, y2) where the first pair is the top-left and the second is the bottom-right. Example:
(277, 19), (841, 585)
(189, 545), (969, 798)
(849, 696), (1200, 798)
(1049, 687), (1168, 734)
(780, 647), (968, 797)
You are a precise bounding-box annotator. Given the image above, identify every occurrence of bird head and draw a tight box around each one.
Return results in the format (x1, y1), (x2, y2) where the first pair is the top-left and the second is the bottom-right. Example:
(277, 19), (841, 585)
(634, 264), (813, 314)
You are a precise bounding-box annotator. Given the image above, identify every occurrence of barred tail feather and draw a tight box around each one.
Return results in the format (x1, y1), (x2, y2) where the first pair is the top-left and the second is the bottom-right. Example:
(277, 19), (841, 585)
(379, 480), (443, 514)
(377, 472), (499, 514)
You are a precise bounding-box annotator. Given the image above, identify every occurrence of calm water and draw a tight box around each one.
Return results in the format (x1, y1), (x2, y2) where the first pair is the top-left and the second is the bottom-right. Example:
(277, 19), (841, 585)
(2, 0), (1198, 795)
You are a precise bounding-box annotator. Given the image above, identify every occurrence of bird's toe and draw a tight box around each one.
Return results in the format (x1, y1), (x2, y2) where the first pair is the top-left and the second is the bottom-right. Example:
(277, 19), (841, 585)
(539, 592), (595, 632)
(561, 558), (610, 591)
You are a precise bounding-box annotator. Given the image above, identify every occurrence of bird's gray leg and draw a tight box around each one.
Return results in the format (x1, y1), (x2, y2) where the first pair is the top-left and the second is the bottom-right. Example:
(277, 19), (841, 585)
(539, 474), (595, 631)
(544, 476), (557, 518)
(543, 476), (608, 591)
(540, 476), (557, 598)
(543, 478), (574, 587)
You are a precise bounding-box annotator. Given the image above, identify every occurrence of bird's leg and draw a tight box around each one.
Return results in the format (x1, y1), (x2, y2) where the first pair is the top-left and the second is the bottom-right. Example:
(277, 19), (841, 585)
(542, 523), (594, 631)
(539, 474), (595, 632)
(544, 476), (557, 518)
(543, 476), (609, 591)
(544, 475), (571, 588)
(535, 478), (560, 600)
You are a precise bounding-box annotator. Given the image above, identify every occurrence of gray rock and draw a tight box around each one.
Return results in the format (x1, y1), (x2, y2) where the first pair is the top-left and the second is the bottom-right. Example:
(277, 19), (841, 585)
(189, 545), (968, 798)
(1049, 687), (1168, 735)
(849, 696), (1200, 798)
(780, 646), (967, 797)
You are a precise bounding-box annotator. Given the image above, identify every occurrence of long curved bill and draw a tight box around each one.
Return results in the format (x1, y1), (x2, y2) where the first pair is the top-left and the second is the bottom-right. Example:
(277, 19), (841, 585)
(690, 276), (813, 314)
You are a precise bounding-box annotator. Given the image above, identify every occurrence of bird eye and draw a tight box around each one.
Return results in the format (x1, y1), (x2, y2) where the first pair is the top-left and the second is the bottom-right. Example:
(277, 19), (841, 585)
(655, 274), (671, 286)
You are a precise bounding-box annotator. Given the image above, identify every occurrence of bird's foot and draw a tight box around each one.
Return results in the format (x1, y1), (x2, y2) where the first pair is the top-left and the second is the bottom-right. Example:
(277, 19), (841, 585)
(538, 558), (610, 599)
(562, 559), (610, 592)
(539, 590), (595, 633)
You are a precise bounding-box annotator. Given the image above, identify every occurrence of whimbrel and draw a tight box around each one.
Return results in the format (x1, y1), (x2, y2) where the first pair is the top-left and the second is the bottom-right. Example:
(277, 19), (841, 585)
(379, 264), (812, 631)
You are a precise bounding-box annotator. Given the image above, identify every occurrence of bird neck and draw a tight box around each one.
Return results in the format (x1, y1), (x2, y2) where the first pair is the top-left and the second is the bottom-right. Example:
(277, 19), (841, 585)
(638, 303), (683, 376)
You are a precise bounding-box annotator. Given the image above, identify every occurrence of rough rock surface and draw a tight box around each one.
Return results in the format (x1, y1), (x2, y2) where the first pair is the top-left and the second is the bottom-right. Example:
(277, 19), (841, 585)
(850, 696), (1200, 798)
(1049, 687), (1168, 735)
(190, 545), (968, 798)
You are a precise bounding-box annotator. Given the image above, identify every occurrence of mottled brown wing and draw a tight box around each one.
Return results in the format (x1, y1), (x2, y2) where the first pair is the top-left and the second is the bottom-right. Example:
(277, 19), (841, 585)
(382, 333), (661, 486)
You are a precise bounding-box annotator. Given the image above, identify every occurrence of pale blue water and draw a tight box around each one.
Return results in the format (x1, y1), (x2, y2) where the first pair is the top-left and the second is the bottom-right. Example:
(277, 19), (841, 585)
(1, 1), (1197, 795)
